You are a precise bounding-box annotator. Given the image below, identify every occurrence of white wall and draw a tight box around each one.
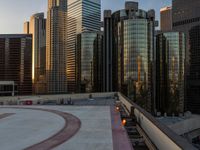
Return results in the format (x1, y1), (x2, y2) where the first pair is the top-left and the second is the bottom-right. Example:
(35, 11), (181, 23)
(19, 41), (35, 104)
(134, 109), (181, 150)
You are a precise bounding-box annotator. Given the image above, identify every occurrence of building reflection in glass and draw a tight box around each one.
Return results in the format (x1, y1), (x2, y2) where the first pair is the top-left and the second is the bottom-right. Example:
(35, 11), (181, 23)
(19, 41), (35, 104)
(113, 7), (155, 112)
(67, 0), (101, 92)
(121, 19), (149, 101)
(76, 31), (103, 93)
(156, 32), (185, 114)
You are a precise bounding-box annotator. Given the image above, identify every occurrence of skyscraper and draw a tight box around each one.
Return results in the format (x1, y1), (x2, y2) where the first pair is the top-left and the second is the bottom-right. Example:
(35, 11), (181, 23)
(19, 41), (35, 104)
(67, 0), (101, 92)
(155, 32), (185, 114)
(93, 32), (104, 92)
(155, 34), (169, 114)
(172, 0), (200, 30)
(76, 31), (103, 93)
(24, 21), (30, 34)
(104, 2), (155, 112)
(187, 25), (200, 114)
(160, 6), (172, 32)
(172, 0), (200, 113)
(172, 0), (200, 68)
(46, 0), (67, 94)
(0, 34), (32, 95)
(103, 10), (113, 92)
(29, 13), (46, 94)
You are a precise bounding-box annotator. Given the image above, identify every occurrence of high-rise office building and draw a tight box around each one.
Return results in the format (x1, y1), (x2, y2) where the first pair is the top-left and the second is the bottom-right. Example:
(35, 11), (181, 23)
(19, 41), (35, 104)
(76, 31), (103, 93)
(46, 0), (68, 94)
(160, 6), (172, 32)
(93, 32), (103, 92)
(155, 32), (185, 114)
(155, 34), (169, 114)
(172, 0), (200, 67)
(0, 34), (32, 95)
(103, 10), (112, 92)
(28, 13), (46, 94)
(67, 0), (101, 92)
(187, 25), (200, 114)
(24, 21), (30, 34)
(172, 0), (200, 30)
(104, 2), (155, 112)
(172, 0), (200, 113)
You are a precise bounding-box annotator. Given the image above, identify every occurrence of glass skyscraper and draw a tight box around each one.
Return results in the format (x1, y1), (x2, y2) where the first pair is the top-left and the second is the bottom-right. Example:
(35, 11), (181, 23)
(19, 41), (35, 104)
(187, 25), (200, 114)
(28, 13), (46, 94)
(67, 0), (101, 92)
(104, 2), (155, 112)
(119, 13), (154, 112)
(103, 10), (113, 92)
(156, 32), (185, 114)
(172, 0), (200, 115)
(0, 34), (32, 95)
(46, 0), (68, 94)
(76, 31), (103, 92)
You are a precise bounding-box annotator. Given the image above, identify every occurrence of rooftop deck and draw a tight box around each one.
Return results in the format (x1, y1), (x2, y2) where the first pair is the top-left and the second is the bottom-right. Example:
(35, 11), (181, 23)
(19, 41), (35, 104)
(0, 96), (135, 150)
(0, 92), (197, 150)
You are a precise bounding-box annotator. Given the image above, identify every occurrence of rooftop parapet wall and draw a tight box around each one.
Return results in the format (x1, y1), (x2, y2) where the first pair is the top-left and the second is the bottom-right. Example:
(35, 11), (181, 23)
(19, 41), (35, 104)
(0, 92), (116, 104)
(118, 92), (197, 150)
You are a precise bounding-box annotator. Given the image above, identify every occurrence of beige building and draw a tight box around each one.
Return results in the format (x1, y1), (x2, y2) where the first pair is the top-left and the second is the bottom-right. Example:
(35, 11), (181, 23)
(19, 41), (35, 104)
(160, 6), (172, 32)
(24, 13), (46, 94)
(24, 21), (30, 34)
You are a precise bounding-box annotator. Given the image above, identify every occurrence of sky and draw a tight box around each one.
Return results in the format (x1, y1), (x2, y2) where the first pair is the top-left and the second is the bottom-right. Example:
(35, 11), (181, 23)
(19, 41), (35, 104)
(0, 0), (171, 34)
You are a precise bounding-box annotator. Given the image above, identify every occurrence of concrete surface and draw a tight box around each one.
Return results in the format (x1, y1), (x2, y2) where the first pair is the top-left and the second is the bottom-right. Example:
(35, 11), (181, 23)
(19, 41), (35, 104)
(0, 92), (116, 103)
(0, 107), (65, 150)
(158, 115), (200, 135)
(52, 106), (113, 150)
(0, 106), (114, 150)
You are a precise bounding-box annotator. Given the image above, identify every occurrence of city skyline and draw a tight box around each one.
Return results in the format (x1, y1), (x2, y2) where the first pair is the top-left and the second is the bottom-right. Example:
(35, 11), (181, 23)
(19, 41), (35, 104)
(0, 0), (171, 34)
(0, 0), (200, 149)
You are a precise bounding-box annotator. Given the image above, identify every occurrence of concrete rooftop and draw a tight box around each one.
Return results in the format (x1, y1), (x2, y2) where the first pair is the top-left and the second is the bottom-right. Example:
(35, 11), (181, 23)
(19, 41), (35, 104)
(0, 103), (132, 150)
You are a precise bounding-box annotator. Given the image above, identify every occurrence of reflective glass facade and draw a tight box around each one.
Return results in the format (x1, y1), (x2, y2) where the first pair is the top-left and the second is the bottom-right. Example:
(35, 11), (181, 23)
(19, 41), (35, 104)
(103, 10), (112, 92)
(105, 2), (155, 112)
(156, 32), (185, 114)
(118, 16), (154, 111)
(187, 25), (200, 114)
(0, 34), (32, 95)
(29, 13), (46, 94)
(46, 0), (68, 94)
(172, 0), (200, 114)
(67, 0), (101, 92)
(122, 19), (149, 86)
(93, 33), (103, 92)
(76, 31), (103, 92)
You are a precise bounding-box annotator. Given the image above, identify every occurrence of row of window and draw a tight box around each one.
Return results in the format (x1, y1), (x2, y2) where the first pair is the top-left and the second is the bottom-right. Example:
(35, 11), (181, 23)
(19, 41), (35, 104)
(173, 17), (200, 27)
